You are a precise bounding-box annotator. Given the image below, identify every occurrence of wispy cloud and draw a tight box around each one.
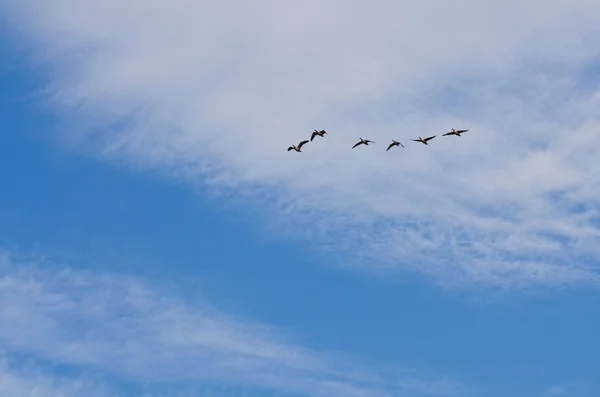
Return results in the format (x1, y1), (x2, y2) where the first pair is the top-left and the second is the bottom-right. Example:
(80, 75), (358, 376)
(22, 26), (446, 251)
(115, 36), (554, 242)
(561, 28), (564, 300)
(4, 0), (600, 288)
(0, 252), (460, 397)
(0, 358), (111, 397)
(545, 383), (593, 397)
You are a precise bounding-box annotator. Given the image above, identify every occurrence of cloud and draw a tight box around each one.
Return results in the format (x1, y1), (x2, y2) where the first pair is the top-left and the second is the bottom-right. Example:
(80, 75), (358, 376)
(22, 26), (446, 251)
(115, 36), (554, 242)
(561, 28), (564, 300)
(4, 0), (600, 288)
(545, 382), (594, 397)
(0, 252), (460, 397)
(0, 358), (111, 397)
(548, 385), (567, 395)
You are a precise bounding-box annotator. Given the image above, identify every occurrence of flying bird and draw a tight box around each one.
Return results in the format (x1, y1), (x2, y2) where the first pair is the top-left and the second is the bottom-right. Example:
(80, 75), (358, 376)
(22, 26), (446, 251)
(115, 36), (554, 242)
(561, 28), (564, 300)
(287, 140), (310, 152)
(443, 128), (469, 137)
(310, 129), (328, 141)
(411, 135), (436, 145)
(386, 140), (405, 151)
(352, 137), (375, 149)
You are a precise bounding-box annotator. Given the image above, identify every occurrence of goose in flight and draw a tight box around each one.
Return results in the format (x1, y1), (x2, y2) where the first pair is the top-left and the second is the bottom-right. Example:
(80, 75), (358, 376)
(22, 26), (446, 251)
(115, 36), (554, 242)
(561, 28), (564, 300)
(287, 140), (310, 152)
(443, 128), (469, 137)
(352, 137), (375, 149)
(411, 135), (436, 145)
(310, 129), (328, 141)
(386, 140), (405, 151)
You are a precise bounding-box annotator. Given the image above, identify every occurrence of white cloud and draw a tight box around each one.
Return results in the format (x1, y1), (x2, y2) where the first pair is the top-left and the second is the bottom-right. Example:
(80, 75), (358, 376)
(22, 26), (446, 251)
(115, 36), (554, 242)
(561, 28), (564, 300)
(0, 358), (111, 397)
(548, 385), (567, 395)
(4, 0), (600, 288)
(546, 383), (593, 396)
(0, 252), (460, 397)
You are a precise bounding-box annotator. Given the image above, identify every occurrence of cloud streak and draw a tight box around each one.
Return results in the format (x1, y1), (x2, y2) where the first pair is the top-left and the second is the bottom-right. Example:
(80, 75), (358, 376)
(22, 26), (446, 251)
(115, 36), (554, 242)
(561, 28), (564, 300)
(0, 358), (111, 397)
(4, 0), (600, 288)
(0, 252), (459, 397)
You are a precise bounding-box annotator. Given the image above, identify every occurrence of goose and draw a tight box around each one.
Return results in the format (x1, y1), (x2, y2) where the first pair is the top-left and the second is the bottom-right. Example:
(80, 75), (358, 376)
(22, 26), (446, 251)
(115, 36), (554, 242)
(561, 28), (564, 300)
(386, 140), (405, 151)
(443, 128), (469, 137)
(287, 140), (310, 152)
(352, 137), (375, 149)
(310, 129), (328, 141)
(411, 135), (436, 145)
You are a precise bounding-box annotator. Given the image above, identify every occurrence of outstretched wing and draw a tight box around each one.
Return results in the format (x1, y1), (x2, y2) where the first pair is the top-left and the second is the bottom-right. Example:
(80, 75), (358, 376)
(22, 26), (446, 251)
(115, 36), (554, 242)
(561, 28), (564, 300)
(410, 138), (420, 142)
(386, 142), (394, 151)
(456, 129), (469, 133)
(287, 146), (294, 151)
(442, 132), (454, 136)
(424, 135), (436, 141)
(352, 141), (362, 149)
(398, 141), (404, 148)
(298, 140), (309, 148)
(310, 131), (317, 141)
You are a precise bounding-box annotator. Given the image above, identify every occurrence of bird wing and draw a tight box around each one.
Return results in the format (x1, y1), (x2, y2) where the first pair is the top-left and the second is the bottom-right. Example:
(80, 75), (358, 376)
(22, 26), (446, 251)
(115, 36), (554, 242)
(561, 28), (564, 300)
(298, 140), (309, 148)
(310, 131), (317, 141)
(456, 129), (468, 133)
(442, 132), (454, 136)
(352, 141), (362, 149)
(386, 143), (394, 151)
(410, 138), (420, 142)
(399, 142), (404, 148)
(287, 146), (294, 151)
(424, 135), (436, 141)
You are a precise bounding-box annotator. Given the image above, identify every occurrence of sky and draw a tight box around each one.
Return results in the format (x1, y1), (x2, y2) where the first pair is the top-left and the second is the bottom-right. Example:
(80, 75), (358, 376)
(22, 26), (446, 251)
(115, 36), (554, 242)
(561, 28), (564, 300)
(1, 1), (600, 396)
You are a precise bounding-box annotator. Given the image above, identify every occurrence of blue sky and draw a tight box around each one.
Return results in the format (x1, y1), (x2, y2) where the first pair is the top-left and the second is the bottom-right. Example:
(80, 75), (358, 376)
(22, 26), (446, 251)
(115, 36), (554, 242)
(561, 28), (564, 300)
(2, 2), (600, 396)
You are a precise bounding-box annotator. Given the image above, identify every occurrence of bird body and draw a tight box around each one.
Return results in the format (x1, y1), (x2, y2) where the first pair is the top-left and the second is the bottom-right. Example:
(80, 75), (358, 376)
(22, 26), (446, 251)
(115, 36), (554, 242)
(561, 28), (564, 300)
(411, 135), (436, 145)
(310, 129), (328, 141)
(352, 137), (375, 149)
(442, 128), (469, 137)
(386, 140), (404, 151)
(287, 140), (309, 152)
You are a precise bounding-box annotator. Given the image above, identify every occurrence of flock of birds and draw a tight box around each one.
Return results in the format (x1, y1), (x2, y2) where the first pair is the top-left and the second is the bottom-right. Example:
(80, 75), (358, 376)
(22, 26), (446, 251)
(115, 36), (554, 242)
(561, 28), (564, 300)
(287, 128), (470, 152)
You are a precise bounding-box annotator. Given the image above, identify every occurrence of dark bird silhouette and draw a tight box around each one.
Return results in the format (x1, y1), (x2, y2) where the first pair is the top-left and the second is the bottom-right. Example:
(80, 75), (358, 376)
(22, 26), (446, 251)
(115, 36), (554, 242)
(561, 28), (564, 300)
(352, 137), (375, 149)
(386, 140), (405, 151)
(287, 140), (309, 152)
(411, 135), (436, 145)
(443, 128), (469, 137)
(310, 129), (328, 141)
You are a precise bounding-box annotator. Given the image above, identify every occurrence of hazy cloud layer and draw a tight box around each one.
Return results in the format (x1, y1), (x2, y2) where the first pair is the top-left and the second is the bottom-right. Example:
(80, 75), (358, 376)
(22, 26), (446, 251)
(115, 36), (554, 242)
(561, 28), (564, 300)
(4, 0), (600, 288)
(0, 253), (459, 397)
